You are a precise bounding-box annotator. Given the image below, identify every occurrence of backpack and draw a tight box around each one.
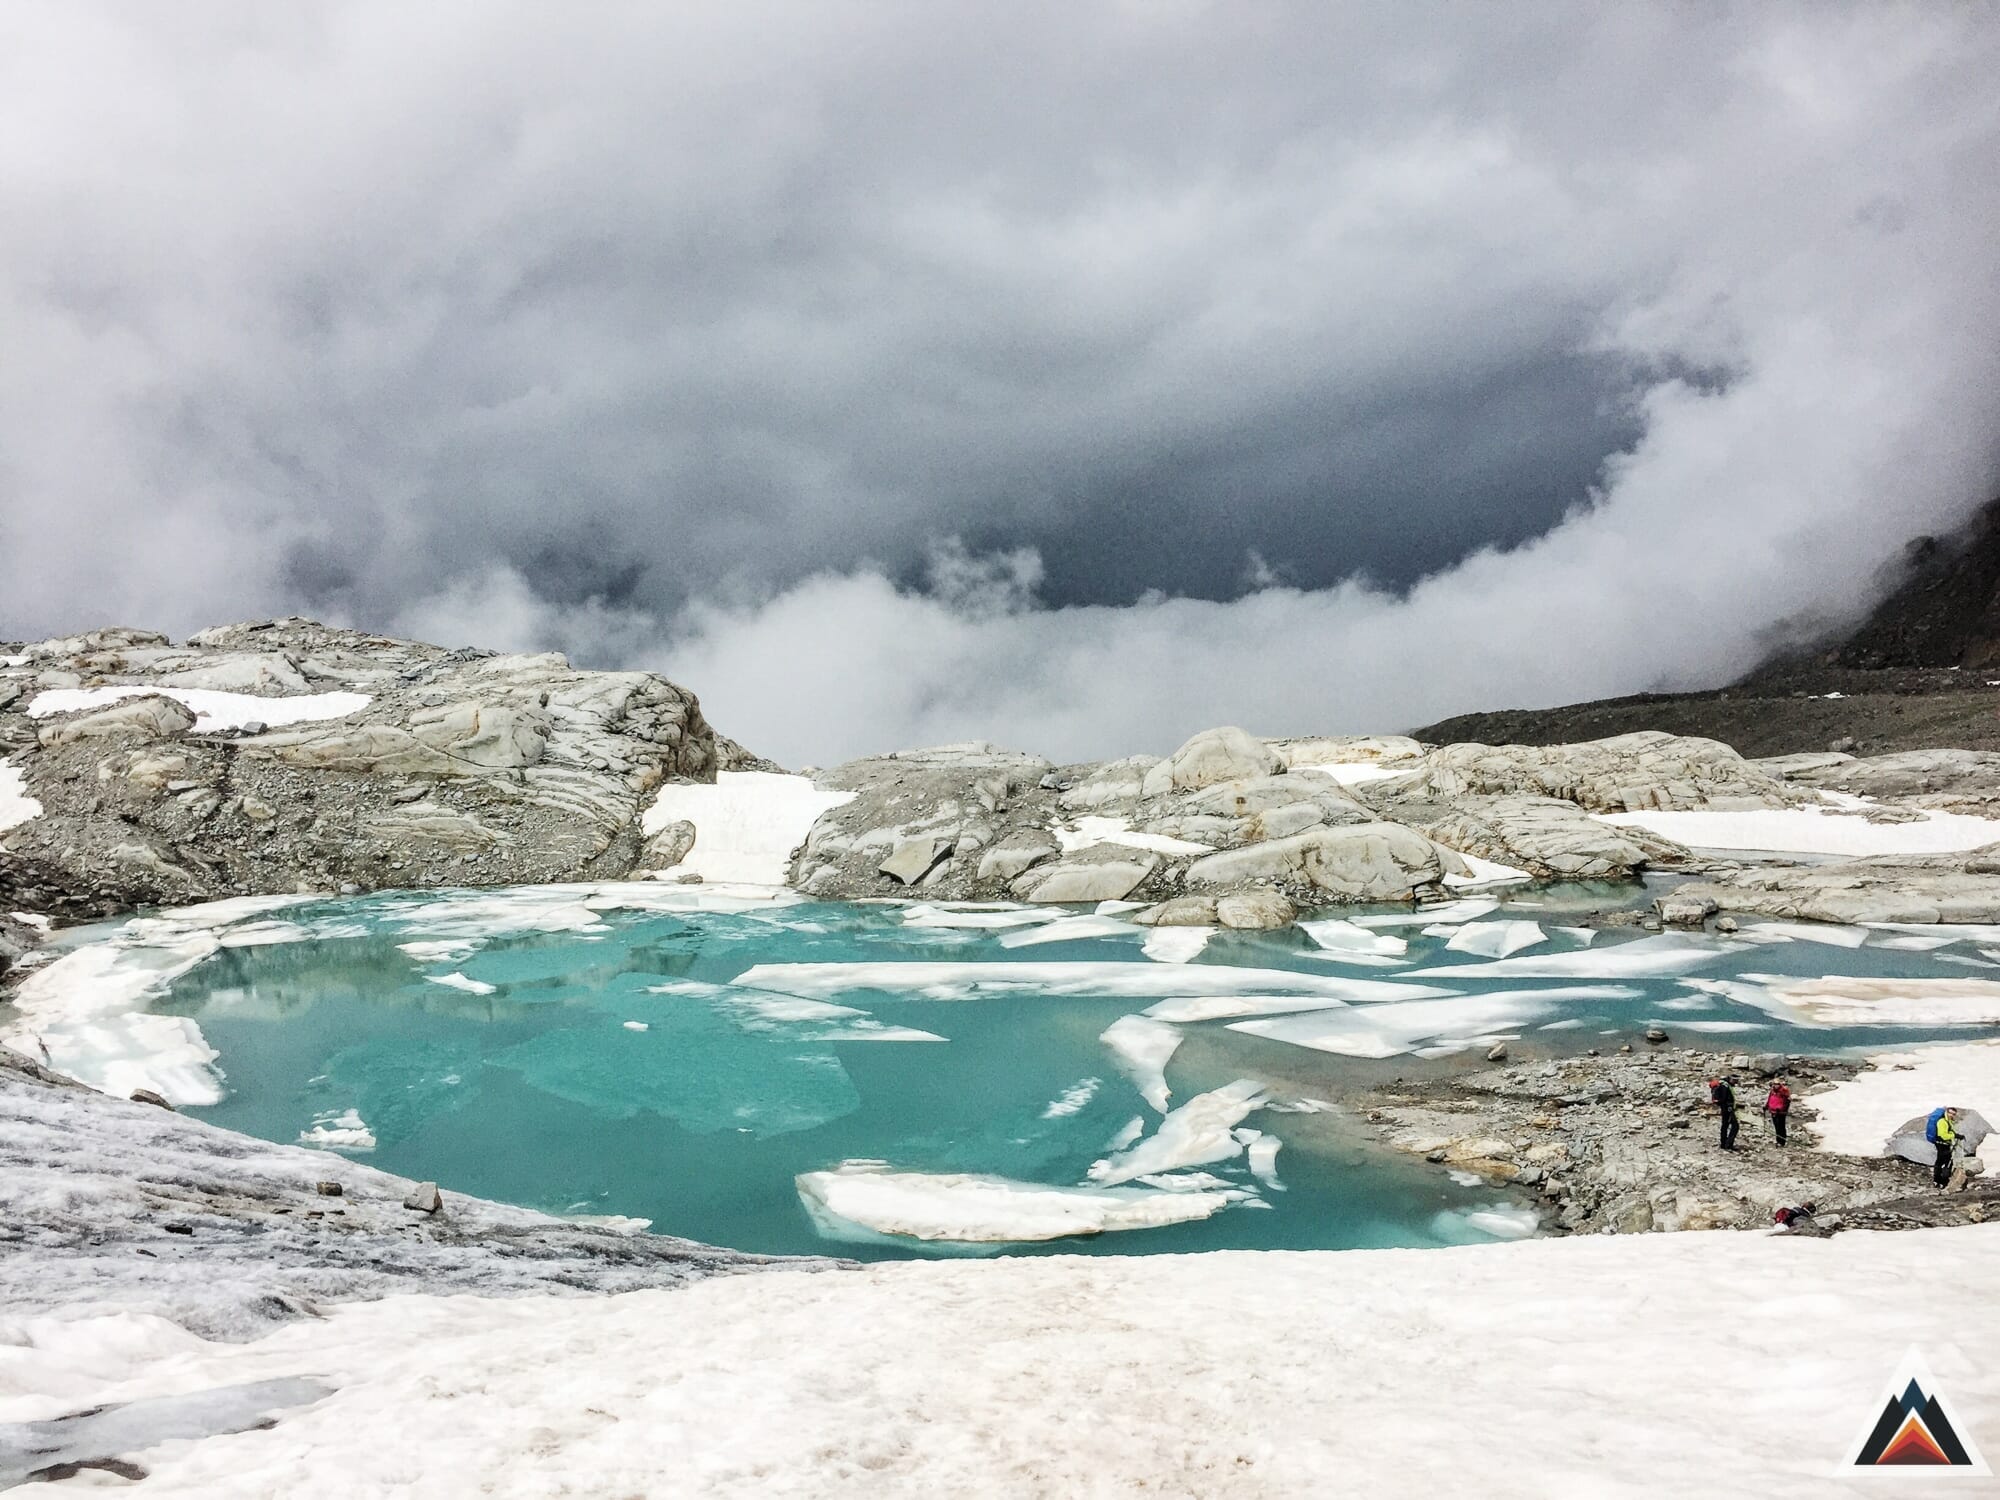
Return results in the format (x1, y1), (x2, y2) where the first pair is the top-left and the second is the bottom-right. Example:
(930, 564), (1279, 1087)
(1766, 1086), (1790, 1113)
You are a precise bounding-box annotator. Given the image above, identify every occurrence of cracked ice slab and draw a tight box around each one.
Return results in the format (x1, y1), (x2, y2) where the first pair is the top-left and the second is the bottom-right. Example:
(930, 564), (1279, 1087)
(794, 1165), (1236, 1243)
(1406, 932), (1740, 980)
(1088, 1079), (1268, 1185)
(1229, 988), (1641, 1060)
(1442, 920), (1546, 959)
(731, 961), (1458, 1003)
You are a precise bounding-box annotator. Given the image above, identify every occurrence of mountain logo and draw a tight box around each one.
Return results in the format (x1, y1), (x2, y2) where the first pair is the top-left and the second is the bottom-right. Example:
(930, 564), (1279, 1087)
(1843, 1351), (1990, 1475)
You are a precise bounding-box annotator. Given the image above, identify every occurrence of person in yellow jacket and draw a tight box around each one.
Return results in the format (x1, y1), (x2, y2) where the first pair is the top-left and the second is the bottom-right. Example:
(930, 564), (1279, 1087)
(1925, 1106), (1961, 1189)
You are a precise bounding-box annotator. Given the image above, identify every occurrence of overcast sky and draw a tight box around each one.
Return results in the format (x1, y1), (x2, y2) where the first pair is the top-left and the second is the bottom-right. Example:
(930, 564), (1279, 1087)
(4, 3), (1998, 763)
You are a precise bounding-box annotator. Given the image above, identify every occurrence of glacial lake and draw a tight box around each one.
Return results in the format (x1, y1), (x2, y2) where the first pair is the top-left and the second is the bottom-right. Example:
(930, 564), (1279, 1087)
(49, 881), (2000, 1260)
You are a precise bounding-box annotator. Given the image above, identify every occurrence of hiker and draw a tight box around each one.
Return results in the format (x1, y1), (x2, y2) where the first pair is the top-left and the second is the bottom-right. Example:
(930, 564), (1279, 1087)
(1710, 1076), (1740, 1151)
(1765, 1079), (1793, 1146)
(1925, 1105), (1960, 1189)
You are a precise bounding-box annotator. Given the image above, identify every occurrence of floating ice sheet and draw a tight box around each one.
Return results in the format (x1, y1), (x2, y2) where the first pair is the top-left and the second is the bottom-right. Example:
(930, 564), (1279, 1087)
(1, 932), (226, 1104)
(1088, 1080), (1267, 1185)
(999, 915), (1140, 948)
(1142, 927), (1214, 964)
(1443, 921), (1546, 959)
(1407, 932), (1739, 980)
(795, 1165), (1237, 1243)
(298, 1108), (376, 1151)
(1737, 921), (1871, 949)
(1099, 1015), (1181, 1113)
(1351, 898), (1499, 929)
(732, 960), (1458, 1003)
(1300, 920), (1408, 958)
(901, 904), (1053, 930)
(1141, 994), (1352, 1023)
(427, 972), (497, 996)
(1229, 988), (1639, 1060)
(1736, 973), (2000, 1027)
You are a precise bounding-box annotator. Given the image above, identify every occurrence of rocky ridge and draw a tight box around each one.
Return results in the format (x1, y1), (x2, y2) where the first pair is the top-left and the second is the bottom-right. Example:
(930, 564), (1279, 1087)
(786, 727), (1798, 915)
(0, 619), (722, 920)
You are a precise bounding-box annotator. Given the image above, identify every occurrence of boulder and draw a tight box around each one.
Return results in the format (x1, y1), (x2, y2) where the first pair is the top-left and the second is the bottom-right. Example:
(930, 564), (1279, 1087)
(1011, 845), (1160, 903)
(1132, 896), (1222, 927)
(1186, 822), (1457, 901)
(1214, 889), (1297, 929)
(880, 839), (950, 885)
(636, 819), (697, 872)
(37, 696), (196, 746)
(1141, 726), (1282, 798)
(977, 834), (1060, 883)
(403, 1181), (443, 1213)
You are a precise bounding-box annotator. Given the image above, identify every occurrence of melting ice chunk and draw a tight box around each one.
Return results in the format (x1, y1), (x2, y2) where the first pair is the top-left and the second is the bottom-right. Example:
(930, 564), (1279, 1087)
(1088, 1079), (1267, 1185)
(795, 1165), (1238, 1242)
(1142, 927), (1215, 964)
(1099, 1015), (1181, 1113)
(1443, 921), (1546, 959)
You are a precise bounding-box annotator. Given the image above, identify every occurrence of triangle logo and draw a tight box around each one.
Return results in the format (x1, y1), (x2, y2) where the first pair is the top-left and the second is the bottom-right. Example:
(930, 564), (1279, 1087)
(1844, 1350), (1990, 1475)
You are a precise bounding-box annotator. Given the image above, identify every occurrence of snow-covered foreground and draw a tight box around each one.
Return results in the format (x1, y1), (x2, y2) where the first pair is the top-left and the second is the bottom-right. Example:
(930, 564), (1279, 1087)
(1811, 1038), (2000, 1158)
(8, 1228), (1997, 1496)
(644, 770), (854, 885)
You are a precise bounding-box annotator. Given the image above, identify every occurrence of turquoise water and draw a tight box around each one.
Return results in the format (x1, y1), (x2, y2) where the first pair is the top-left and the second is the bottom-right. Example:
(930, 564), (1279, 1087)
(139, 885), (1998, 1259)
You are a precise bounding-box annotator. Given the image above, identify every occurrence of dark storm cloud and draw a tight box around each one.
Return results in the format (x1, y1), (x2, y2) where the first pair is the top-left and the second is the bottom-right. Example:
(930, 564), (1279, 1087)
(3, 4), (1999, 762)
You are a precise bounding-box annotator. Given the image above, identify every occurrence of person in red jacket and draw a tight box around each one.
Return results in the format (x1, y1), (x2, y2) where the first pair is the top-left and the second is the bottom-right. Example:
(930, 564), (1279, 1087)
(1765, 1079), (1793, 1146)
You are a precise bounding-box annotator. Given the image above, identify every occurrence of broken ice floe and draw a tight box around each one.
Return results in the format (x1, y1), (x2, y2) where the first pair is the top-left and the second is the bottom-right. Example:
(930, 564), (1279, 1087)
(1088, 1080), (1267, 1185)
(794, 1164), (1239, 1243)
(1228, 987), (1641, 1060)
(1142, 927), (1214, 964)
(1441, 920), (1546, 959)
(298, 1108), (376, 1152)
(1099, 1015), (1182, 1113)
(731, 960), (1457, 1003)
(1407, 932), (1739, 980)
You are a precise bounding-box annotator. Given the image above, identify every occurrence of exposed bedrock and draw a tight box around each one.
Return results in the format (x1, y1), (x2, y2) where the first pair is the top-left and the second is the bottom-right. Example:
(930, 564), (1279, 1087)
(1659, 842), (2000, 926)
(0, 618), (727, 918)
(784, 726), (1766, 912)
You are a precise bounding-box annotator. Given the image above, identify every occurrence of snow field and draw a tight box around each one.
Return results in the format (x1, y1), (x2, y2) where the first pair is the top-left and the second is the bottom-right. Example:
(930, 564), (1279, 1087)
(10, 1226), (1997, 1497)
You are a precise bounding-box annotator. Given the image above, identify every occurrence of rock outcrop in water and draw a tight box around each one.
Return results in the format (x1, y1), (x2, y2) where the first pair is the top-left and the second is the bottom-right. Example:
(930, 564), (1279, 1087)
(0, 620), (724, 918)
